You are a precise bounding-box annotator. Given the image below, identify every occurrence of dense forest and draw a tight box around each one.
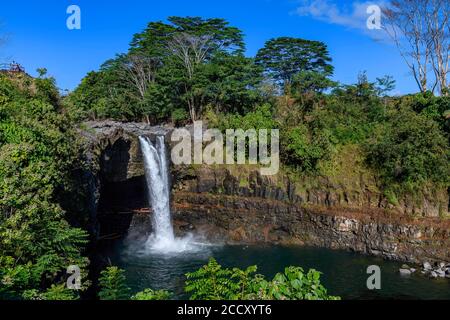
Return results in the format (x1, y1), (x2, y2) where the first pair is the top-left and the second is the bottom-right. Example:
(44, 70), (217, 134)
(0, 15), (449, 300)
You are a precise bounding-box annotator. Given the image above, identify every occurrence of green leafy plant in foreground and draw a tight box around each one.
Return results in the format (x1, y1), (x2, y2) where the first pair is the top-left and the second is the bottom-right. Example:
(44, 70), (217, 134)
(98, 267), (131, 300)
(248, 266), (340, 300)
(22, 284), (77, 301)
(98, 266), (172, 300)
(131, 289), (172, 300)
(185, 258), (340, 300)
(185, 258), (257, 300)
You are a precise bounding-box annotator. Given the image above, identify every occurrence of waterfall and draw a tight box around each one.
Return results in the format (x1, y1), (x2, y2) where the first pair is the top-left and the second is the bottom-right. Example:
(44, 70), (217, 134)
(139, 136), (174, 244)
(139, 135), (201, 254)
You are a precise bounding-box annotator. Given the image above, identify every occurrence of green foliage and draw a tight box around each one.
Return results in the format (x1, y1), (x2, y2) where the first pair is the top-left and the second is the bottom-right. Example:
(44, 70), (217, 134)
(399, 92), (450, 133)
(69, 16), (261, 122)
(256, 37), (334, 92)
(291, 71), (337, 95)
(98, 266), (173, 300)
(22, 284), (77, 301)
(376, 75), (396, 97)
(305, 74), (386, 147)
(0, 74), (89, 300)
(310, 98), (382, 146)
(67, 68), (140, 121)
(208, 103), (277, 132)
(36, 68), (48, 79)
(185, 258), (255, 300)
(131, 16), (245, 56)
(249, 267), (339, 300)
(366, 106), (449, 192)
(98, 267), (131, 300)
(131, 289), (172, 300)
(185, 258), (339, 300)
(171, 108), (189, 126)
(281, 124), (333, 173)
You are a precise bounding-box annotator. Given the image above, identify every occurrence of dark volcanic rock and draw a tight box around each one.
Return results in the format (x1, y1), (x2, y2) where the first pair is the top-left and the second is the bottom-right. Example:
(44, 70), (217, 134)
(172, 192), (450, 264)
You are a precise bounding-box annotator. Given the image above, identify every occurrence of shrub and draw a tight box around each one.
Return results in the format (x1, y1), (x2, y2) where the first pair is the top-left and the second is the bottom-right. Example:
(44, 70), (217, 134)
(185, 258), (243, 300)
(249, 267), (340, 300)
(281, 124), (333, 172)
(210, 103), (278, 132)
(171, 108), (189, 126)
(399, 93), (450, 133)
(185, 258), (339, 300)
(131, 289), (172, 300)
(366, 106), (449, 192)
(22, 284), (77, 301)
(98, 267), (131, 300)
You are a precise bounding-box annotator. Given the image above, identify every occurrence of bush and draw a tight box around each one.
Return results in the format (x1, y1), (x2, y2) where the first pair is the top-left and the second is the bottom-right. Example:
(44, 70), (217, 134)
(310, 96), (383, 145)
(281, 124), (333, 172)
(185, 258), (256, 300)
(209, 103), (278, 132)
(171, 108), (189, 126)
(399, 92), (450, 134)
(249, 267), (340, 300)
(185, 258), (339, 300)
(22, 284), (77, 301)
(98, 267), (131, 300)
(131, 289), (172, 300)
(366, 106), (449, 192)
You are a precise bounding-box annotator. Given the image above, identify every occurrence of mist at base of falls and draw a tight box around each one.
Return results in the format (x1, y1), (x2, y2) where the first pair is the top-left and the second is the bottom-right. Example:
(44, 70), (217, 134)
(139, 136), (208, 255)
(144, 233), (213, 255)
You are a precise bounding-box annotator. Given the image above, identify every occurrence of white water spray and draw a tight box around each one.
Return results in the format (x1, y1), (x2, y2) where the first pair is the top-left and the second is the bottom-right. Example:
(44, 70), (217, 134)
(139, 136), (202, 254)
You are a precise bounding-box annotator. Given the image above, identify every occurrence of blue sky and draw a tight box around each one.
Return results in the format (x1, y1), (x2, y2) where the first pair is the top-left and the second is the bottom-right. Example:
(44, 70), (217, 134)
(0, 0), (415, 94)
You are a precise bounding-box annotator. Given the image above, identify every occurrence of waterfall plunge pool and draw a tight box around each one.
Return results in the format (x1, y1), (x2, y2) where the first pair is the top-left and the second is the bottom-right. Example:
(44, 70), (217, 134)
(98, 240), (450, 300)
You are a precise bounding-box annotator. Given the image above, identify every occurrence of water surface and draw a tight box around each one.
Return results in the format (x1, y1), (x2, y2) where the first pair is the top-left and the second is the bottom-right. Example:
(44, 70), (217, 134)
(104, 241), (450, 300)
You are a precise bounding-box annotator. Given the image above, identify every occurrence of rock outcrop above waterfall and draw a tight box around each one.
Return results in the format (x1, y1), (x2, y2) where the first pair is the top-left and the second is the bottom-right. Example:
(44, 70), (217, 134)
(80, 120), (173, 181)
(76, 121), (174, 238)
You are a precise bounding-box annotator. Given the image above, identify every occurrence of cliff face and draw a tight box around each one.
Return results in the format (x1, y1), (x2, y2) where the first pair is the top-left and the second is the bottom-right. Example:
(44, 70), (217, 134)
(172, 192), (450, 263)
(80, 121), (450, 263)
(171, 166), (449, 263)
(173, 162), (449, 219)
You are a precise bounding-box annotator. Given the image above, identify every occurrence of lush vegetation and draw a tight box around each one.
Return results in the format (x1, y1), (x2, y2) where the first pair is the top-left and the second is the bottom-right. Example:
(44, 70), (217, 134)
(1, 14), (449, 300)
(185, 258), (339, 300)
(0, 72), (89, 300)
(97, 259), (339, 300)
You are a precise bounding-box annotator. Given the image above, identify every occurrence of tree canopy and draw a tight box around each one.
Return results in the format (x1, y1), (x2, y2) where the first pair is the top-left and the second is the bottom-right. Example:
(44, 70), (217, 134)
(69, 16), (260, 123)
(256, 37), (334, 92)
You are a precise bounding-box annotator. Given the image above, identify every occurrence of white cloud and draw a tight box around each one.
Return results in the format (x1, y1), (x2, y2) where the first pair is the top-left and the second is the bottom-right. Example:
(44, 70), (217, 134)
(294, 0), (388, 38)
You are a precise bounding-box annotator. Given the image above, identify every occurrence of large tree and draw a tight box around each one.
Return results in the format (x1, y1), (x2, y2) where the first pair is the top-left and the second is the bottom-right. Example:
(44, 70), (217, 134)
(130, 17), (248, 121)
(130, 16), (245, 58)
(255, 37), (334, 93)
(167, 33), (213, 120)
